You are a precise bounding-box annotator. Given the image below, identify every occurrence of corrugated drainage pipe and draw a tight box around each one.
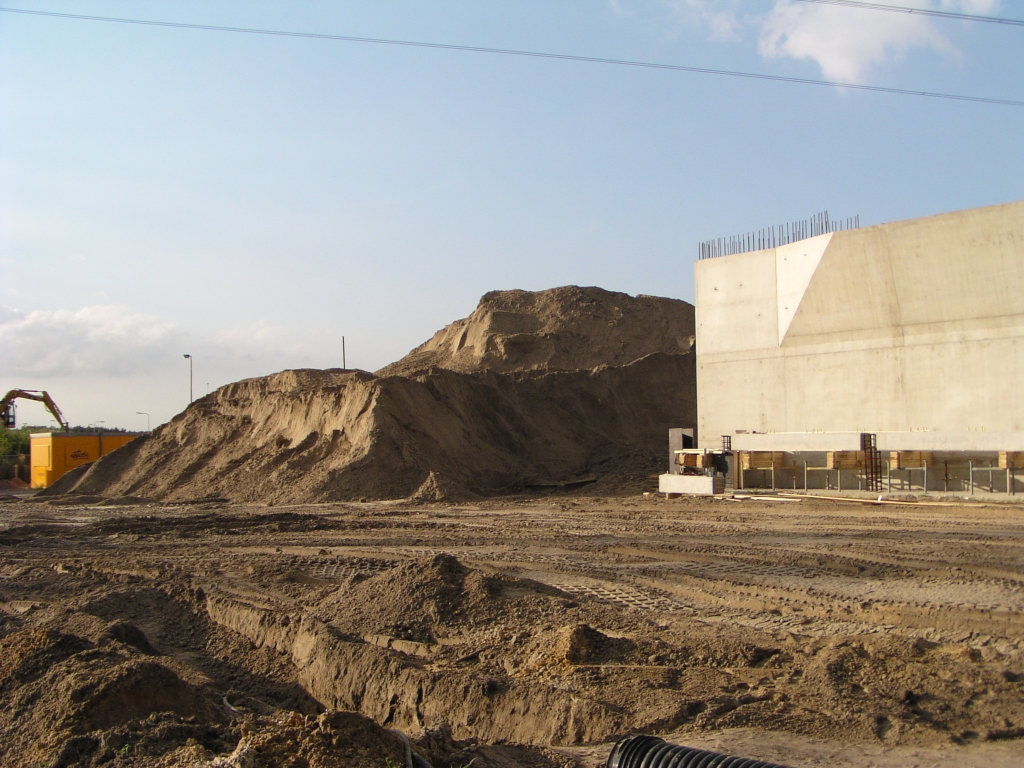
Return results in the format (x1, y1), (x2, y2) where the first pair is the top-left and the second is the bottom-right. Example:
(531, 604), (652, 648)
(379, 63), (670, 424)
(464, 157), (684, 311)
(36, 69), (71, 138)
(607, 734), (792, 768)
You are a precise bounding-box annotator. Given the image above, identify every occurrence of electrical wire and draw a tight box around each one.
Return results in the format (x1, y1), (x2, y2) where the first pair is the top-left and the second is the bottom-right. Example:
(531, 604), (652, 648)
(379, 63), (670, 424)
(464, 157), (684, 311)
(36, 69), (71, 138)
(795, 0), (1024, 27)
(1, 5), (1022, 108)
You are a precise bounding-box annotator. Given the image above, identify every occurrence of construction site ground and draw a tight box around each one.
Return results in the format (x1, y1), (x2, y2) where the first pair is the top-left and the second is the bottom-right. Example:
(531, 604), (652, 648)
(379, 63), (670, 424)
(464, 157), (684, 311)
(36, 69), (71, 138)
(1, 491), (1023, 767)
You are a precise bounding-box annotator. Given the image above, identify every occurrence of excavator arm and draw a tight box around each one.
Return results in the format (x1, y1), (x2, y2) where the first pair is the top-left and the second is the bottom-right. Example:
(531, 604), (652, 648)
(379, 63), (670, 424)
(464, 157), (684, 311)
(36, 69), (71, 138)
(0, 390), (70, 431)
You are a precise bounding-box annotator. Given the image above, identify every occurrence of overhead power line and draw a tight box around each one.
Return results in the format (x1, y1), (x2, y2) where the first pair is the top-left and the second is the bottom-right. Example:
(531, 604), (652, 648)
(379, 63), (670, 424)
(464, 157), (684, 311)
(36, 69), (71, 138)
(795, 0), (1024, 27)
(1, 6), (1022, 108)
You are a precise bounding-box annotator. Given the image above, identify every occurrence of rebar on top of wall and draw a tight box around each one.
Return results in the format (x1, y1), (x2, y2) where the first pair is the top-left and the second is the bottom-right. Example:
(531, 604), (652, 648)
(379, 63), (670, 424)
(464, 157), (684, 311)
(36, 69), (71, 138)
(698, 211), (860, 260)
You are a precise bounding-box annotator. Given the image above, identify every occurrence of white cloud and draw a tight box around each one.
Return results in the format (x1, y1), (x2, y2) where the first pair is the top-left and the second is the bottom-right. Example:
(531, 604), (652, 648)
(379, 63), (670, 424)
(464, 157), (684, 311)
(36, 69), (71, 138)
(758, 0), (982, 83)
(0, 304), (326, 428)
(942, 0), (1000, 13)
(1, 305), (175, 376)
(609, 0), (635, 17)
(663, 0), (744, 41)
(636, 1), (998, 83)
(0, 304), (306, 378)
(212, 319), (281, 346)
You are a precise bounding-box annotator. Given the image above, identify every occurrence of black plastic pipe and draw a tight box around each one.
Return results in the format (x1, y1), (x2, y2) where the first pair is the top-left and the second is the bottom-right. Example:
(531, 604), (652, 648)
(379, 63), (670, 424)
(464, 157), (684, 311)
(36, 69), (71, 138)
(390, 729), (434, 768)
(607, 734), (792, 768)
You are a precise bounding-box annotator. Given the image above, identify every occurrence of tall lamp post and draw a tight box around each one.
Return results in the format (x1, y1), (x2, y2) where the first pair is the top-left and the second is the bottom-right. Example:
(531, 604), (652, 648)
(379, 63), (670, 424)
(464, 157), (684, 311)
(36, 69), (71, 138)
(136, 412), (151, 432)
(88, 421), (105, 432)
(183, 354), (193, 403)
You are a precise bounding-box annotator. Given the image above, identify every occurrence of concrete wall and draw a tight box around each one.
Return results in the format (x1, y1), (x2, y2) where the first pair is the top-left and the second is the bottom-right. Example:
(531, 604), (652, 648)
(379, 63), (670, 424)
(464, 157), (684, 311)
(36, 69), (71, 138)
(731, 431), (1024, 452)
(696, 200), (1024, 449)
(736, 458), (1019, 494)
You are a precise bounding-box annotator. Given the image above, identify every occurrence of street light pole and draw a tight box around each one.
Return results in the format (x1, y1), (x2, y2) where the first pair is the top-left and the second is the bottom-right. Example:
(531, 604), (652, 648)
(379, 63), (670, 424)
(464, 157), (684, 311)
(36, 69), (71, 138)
(183, 354), (193, 403)
(136, 412), (151, 432)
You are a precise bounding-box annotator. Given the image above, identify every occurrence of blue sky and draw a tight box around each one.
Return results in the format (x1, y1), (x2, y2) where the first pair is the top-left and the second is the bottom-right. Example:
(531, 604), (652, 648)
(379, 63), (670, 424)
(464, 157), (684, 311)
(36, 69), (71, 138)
(1, 0), (1021, 429)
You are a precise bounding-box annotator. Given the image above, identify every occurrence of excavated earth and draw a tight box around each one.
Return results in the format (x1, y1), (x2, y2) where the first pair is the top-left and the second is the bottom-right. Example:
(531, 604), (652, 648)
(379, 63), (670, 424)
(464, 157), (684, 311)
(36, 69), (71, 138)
(5, 286), (1023, 766)
(0, 493), (1023, 767)
(47, 287), (697, 504)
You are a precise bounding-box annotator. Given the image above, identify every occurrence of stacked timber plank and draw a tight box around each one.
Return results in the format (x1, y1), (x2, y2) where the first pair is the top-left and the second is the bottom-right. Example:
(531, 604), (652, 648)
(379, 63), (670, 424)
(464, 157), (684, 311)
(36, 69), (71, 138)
(889, 451), (933, 469)
(740, 451), (785, 470)
(676, 452), (716, 469)
(999, 451), (1024, 469)
(826, 451), (864, 470)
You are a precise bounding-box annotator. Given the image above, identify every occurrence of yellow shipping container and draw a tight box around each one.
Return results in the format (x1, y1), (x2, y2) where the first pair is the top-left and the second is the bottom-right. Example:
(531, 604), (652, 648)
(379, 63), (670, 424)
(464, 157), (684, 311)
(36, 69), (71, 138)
(30, 433), (136, 489)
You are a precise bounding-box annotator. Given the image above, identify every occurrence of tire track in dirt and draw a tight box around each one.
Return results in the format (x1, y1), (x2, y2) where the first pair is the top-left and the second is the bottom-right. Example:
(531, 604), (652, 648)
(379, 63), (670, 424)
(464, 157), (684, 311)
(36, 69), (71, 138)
(3, 495), (1024, 766)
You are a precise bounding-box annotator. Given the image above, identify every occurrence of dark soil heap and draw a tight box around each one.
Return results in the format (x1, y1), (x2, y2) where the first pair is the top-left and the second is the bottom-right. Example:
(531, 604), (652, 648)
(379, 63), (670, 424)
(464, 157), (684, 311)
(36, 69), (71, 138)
(48, 286), (696, 503)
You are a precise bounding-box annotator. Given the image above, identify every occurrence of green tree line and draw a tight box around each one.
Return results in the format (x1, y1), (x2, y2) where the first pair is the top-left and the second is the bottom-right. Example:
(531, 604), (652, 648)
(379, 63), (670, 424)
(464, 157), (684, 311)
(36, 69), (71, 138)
(0, 428), (30, 456)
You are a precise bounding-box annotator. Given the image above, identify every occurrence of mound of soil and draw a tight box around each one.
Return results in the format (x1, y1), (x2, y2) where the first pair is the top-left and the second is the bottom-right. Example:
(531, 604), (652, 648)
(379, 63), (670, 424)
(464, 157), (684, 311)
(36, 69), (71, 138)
(377, 285), (695, 376)
(315, 554), (497, 643)
(206, 711), (408, 768)
(46, 287), (696, 503)
(0, 627), (231, 767)
(551, 623), (637, 665)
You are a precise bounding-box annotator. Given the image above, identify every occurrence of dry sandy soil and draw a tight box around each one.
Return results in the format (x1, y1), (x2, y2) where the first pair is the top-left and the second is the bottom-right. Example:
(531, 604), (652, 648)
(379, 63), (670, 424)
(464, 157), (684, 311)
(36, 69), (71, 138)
(1, 491), (1022, 767)
(49, 287), (697, 505)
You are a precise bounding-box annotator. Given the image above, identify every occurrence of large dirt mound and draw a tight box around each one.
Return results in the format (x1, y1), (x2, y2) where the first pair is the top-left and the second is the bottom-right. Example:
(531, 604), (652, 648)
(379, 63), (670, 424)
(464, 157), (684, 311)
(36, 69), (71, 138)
(49, 286), (695, 502)
(377, 285), (694, 376)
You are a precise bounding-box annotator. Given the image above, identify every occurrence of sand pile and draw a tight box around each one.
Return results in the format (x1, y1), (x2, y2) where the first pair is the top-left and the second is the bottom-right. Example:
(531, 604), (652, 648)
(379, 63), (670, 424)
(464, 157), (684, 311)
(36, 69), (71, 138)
(0, 627), (233, 767)
(0, 625), (444, 768)
(314, 553), (498, 643)
(48, 286), (696, 502)
(377, 285), (696, 376)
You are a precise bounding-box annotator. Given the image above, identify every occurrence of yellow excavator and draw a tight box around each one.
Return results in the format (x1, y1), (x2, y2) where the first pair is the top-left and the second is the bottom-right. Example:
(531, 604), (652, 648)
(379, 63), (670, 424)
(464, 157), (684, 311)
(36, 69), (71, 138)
(1, 390), (69, 431)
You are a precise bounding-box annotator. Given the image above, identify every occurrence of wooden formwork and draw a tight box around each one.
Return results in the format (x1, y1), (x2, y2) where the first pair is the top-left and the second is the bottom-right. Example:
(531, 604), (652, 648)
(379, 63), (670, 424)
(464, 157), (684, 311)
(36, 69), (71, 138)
(999, 451), (1024, 469)
(889, 451), (933, 469)
(740, 451), (785, 470)
(826, 451), (864, 470)
(676, 452), (716, 469)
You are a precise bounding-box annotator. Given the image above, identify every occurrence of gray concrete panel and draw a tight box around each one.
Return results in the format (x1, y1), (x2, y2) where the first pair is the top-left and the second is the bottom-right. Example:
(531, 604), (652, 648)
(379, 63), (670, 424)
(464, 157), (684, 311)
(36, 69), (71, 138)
(696, 200), (1024, 449)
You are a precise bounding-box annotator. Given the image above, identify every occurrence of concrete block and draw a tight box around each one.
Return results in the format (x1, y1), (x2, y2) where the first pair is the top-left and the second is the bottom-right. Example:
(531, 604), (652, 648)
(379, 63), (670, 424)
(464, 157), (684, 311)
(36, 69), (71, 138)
(659, 473), (724, 496)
